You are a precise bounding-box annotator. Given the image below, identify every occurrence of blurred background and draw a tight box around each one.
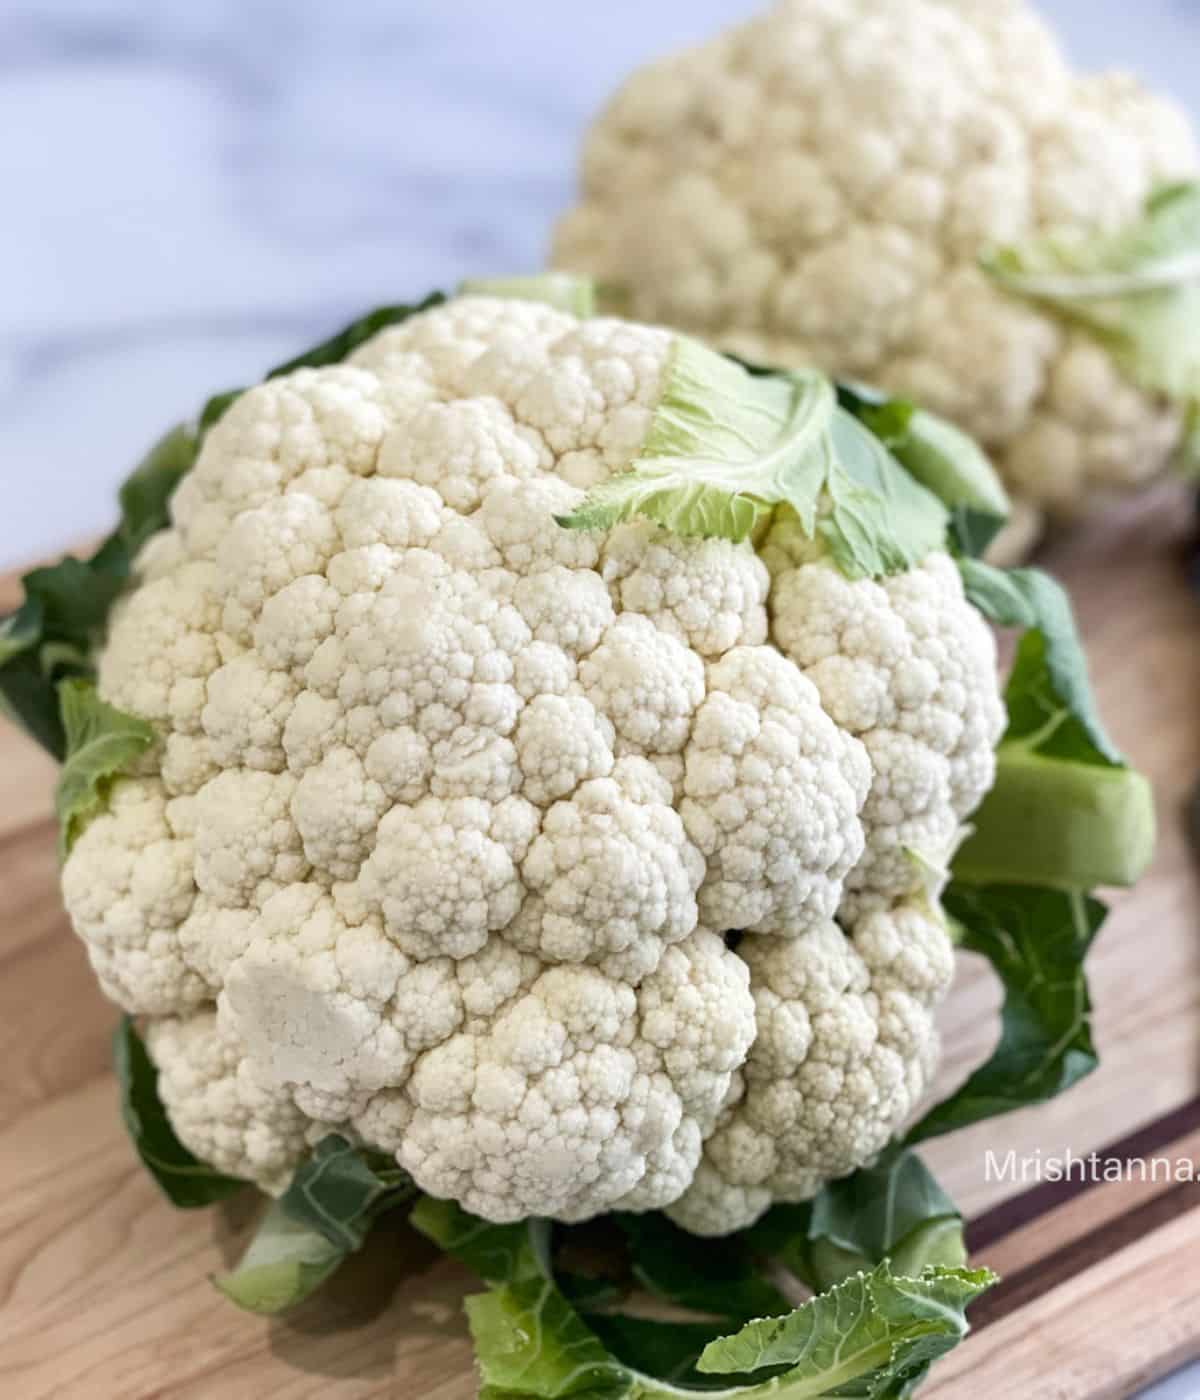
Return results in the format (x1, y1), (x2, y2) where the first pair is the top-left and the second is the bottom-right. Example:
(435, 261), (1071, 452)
(2, 0), (1198, 568)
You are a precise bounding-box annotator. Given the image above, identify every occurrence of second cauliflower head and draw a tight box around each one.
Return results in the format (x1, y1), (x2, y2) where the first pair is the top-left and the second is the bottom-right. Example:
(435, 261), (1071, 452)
(552, 0), (1200, 546)
(62, 291), (1005, 1235)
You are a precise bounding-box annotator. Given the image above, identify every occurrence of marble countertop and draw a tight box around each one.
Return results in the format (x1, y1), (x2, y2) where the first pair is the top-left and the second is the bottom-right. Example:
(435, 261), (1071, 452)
(3, 0), (1199, 568)
(2, 2), (1199, 1393)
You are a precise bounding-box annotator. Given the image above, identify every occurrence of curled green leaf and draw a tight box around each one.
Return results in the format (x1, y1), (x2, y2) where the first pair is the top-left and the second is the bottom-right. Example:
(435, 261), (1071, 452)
(214, 1199), (347, 1315)
(907, 883), (1103, 1143)
(467, 1262), (994, 1399)
(559, 340), (948, 578)
(410, 1195), (551, 1286)
(55, 680), (156, 858)
(958, 558), (1155, 889)
(215, 1135), (416, 1315)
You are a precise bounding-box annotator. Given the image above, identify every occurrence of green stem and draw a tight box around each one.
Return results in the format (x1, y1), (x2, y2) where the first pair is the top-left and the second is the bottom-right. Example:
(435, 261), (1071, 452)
(953, 743), (1156, 890)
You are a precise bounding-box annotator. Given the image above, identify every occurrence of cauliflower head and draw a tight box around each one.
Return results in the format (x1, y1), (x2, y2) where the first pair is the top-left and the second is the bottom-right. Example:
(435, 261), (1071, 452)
(62, 292), (1006, 1233)
(552, 0), (1200, 543)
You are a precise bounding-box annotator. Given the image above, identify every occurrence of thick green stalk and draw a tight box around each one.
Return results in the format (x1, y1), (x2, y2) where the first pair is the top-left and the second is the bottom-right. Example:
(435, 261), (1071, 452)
(954, 743), (1156, 890)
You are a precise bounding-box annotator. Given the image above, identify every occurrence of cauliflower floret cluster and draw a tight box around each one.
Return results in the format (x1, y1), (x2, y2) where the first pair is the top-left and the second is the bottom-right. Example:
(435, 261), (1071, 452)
(552, 0), (1199, 535)
(64, 295), (1004, 1232)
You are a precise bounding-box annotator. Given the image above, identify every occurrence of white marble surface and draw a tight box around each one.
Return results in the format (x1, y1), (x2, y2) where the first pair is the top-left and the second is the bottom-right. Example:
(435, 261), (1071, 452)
(3, 0), (1199, 568)
(3, 2), (1200, 1393)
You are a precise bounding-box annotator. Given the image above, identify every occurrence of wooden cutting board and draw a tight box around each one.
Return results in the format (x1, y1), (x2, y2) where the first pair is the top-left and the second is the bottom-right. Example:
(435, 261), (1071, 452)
(2, 486), (1199, 1400)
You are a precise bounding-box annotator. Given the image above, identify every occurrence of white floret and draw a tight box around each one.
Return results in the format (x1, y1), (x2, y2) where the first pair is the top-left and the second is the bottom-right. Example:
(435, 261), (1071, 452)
(601, 522), (770, 657)
(61, 778), (203, 1015)
(770, 555), (1004, 913)
(291, 747), (390, 880)
(579, 614), (705, 755)
(202, 653), (298, 772)
(216, 492), (340, 641)
(511, 757), (705, 981)
(99, 561), (224, 734)
(378, 397), (549, 512)
(667, 900), (953, 1235)
(393, 927), (754, 1223)
(145, 1010), (330, 1194)
(355, 796), (535, 960)
(515, 694), (615, 805)
(681, 646), (870, 937)
(192, 769), (309, 909)
(479, 476), (601, 573)
(170, 365), (405, 556)
(220, 885), (465, 1120)
(512, 566), (615, 655)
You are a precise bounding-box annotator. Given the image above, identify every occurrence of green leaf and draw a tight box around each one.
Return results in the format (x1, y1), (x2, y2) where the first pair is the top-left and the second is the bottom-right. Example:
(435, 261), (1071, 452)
(20, 558), (128, 647)
(807, 1149), (962, 1275)
(584, 1316), (778, 1394)
(410, 1195), (552, 1285)
(838, 382), (1010, 558)
(114, 422), (200, 560)
(559, 341), (948, 578)
(613, 1212), (791, 1323)
(834, 381), (915, 448)
(198, 388), (244, 435)
(467, 1264), (994, 1399)
(956, 560), (1156, 890)
(0, 602), (71, 757)
(958, 559), (1118, 765)
(0, 421), (199, 758)
(468, 1279), (630, 1400)
(214, 1136), (416, 1315)
(982, 181), (1200, 460)
(113, 1017), (244, 1209)
(696, 1264), (994, 1395)
(746, 1152), (964, 1295)
(276, 1134), (416, 1252)
(213, 1199), (347, 1315)
(55, 679), (156, 858)
(818, 412), (951, 579)
(954, 741), (1156, 891)
(460, 273), (597, 317)
(907, 884), (1103, 1143)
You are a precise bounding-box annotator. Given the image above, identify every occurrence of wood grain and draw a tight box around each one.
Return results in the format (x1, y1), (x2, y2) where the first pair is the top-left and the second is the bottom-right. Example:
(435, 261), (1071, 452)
(1, 486), (1199, 1399)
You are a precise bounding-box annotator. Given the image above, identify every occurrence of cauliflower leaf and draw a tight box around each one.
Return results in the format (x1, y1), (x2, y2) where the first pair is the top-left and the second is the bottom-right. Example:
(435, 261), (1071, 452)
(837, 383), (1011, 558)
(558, 339), (949, 578)
(418, 1190), (987, 1398)
(613, 1212), (792, 1324)
(411, 1196), (552, 1286)
(215, 1135), (417, 1315)
(959, 559), (1117, 763)
(55, 680), (156, 859)
(466, 1262), (993, 1400)
(910, 885), (1103, 1142)
(0, 421), (200, 758)
(983, 181), (1200, 471)
(957, 560), (1156, 889)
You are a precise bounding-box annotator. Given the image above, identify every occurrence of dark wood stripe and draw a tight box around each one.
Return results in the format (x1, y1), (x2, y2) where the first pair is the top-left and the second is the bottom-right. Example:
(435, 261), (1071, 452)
(968, 1094), (1200, 1252)
(970, 1174), (1200, 1331)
